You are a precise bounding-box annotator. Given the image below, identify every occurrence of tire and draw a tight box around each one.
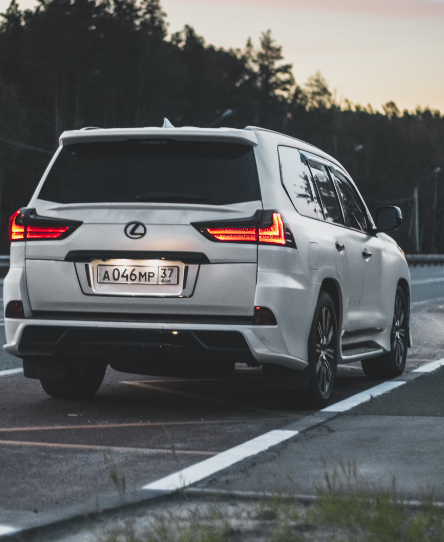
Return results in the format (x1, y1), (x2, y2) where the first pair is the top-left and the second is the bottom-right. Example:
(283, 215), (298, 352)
(40, 360), (107, 399)
(301, 291), (338, 408)
(361, 286), (408, 380)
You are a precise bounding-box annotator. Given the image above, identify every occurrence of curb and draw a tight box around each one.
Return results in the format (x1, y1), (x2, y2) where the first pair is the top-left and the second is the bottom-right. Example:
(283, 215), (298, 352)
(0, 489), (172, 540)
(184, 487), (444, 511)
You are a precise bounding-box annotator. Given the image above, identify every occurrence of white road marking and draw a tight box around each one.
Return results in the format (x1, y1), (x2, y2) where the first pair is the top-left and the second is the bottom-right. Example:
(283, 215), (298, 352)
(142, 377), (413, 492)
(411, 296), (444, 308)
(143, 429), (298, 491)
(0, 368), (22, 377)
(413, 359), (444, 373)
(411, 277), (444, 285)
(0, 526), (16, 536)
(322, 381), (405, 412)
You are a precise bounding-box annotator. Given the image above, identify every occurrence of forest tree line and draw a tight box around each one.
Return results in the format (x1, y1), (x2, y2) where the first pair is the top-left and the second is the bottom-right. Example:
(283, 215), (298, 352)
(0, 0), (443, 253)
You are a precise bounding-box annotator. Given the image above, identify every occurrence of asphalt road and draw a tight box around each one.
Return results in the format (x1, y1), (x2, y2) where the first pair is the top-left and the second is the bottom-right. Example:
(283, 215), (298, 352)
(0, 263), (443, 517)
(197, 366), (444, 500)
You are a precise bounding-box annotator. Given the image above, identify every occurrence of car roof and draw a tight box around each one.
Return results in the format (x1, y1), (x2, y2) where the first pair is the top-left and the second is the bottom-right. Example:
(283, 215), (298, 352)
(59, 125), (345, 173)
(59, 127), (258, 147)
(244, 126), (345, 171)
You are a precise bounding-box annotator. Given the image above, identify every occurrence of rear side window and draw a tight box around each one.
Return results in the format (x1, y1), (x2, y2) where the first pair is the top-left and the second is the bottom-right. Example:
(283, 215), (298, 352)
(39, 141), (261, 205)
(307, 158), (343, 225)
(278, 146), (320, 220)
(333, 169), (369, 232)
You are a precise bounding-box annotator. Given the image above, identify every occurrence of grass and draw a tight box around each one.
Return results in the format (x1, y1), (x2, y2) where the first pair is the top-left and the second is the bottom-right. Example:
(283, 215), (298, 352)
(96, 456), (444, 542)
(97, 490), (444, 542)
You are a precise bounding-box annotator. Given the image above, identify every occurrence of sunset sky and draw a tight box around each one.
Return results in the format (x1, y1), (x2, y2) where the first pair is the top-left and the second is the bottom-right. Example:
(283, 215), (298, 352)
(2, 0), (443, 112)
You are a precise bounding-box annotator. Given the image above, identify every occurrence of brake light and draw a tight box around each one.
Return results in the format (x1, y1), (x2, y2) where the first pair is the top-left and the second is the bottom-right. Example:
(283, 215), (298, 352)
(258, 213), (286, 245)
(203, 212), (292, 247)
(9, 210), (25, 241)
(9, 208), (81, 242)
(26, 225), (69, 239)
(206, 227), (257, 243)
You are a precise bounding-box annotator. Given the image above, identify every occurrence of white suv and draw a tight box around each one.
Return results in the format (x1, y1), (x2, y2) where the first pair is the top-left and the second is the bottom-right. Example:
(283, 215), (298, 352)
(4, 123), (410, 406)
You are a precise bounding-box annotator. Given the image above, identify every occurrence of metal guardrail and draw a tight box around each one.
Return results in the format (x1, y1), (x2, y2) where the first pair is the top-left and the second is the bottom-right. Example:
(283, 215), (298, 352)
(0, 254), (443, 267)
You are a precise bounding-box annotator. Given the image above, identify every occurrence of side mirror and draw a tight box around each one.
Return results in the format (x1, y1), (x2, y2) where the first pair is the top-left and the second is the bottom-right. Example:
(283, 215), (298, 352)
(375, 206), (402, 232)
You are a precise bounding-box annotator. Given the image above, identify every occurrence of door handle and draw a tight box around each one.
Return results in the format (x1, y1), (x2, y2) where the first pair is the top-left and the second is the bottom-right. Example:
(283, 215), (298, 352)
(362, 249), (372, 259)
(335, 241), (345, 252)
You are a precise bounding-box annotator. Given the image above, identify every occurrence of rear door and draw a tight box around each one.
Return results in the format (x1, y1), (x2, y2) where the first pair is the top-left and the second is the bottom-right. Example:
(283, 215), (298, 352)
(24, 138), (263, 318)
(305, 154), (363, 332)
(331, 167), (383, 331)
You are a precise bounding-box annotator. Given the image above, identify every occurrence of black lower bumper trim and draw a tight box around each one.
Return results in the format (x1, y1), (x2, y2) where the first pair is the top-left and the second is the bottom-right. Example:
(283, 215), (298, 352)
(18, 326), (253, 359)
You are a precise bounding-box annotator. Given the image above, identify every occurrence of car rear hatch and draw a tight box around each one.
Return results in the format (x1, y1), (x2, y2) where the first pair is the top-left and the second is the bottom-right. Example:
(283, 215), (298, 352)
(23, 130), (262, 320)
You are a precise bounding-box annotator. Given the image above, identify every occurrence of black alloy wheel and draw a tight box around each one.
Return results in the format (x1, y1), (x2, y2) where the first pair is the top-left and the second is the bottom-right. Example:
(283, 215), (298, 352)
(361, 286), (408, 379)
(304, 291), (338, 408)
(392, 291), (407, 371)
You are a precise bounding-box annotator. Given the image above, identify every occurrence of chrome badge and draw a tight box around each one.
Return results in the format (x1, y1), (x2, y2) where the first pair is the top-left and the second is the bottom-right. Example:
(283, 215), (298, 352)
(124, 221), (147, 239)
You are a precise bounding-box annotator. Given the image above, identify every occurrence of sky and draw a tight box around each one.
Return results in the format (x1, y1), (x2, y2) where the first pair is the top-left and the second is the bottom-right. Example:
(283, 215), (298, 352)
(1, 0), (443, 112)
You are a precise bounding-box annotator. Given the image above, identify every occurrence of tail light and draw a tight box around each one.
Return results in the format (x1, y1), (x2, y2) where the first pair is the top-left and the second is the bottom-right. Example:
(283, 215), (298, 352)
(26, 225), (69, 239)
(258, 213), (286, 245)
(196, 211), (296, 248)
(9, 208), (82, 242)
(206, 226), (257, 243)
(9, 211), (25, 241)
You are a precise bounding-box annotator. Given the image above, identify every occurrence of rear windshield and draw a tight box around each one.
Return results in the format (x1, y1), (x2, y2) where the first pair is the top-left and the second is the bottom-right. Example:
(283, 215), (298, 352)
(38, 140), (261, 205)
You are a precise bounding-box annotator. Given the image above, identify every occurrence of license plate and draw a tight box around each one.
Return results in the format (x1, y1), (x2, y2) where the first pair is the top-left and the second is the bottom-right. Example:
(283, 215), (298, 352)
(97, 265), (179, 285)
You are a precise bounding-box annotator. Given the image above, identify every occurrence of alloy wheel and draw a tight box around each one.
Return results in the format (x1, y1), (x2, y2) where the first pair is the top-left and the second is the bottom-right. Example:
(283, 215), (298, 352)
(315, 306), (335, 398)
(392, 293), (407, 369)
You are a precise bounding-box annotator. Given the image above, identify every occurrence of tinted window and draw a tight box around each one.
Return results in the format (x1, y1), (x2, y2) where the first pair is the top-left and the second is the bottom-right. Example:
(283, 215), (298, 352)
(278, 146), (320, 219)
(307, 159), (343, 224)
(333, 170), (369, 232)
(39, 141), (261, 205)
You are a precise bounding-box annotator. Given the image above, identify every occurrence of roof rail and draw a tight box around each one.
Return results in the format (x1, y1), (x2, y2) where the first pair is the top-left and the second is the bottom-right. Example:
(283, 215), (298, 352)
(80, 126), (102, 131)
(244, 126), (323, 154)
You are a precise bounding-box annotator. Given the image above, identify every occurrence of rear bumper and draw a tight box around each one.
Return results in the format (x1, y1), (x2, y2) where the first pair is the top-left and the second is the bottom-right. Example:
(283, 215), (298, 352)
(3, 318), (308, 371)
(17, 325), (253, 360)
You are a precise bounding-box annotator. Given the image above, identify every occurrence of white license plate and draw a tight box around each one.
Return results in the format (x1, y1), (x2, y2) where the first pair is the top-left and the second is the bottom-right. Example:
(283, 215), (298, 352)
(97, 265), (179, 285)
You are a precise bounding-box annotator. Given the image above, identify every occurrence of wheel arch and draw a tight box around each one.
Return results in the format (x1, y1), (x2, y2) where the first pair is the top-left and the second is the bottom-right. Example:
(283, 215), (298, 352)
(319, 278), (343, 331)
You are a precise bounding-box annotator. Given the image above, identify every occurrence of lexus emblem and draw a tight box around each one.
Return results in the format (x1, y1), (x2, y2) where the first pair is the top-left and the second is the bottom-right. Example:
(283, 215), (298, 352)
(124, 221), (147, 239)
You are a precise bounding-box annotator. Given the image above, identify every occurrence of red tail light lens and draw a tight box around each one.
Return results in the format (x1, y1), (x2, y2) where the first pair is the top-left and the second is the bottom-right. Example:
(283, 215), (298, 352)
(258, 213), (286, 245)
(9, 210), (25, 241)
(9, 208), (81, 242)
(202, 212), (293, 247)
(26, 225), (69, 239)
(206, 227), (257, 243)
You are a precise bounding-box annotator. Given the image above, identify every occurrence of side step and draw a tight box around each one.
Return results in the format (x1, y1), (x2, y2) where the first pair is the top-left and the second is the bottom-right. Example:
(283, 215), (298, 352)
(340, 346), (384, 364)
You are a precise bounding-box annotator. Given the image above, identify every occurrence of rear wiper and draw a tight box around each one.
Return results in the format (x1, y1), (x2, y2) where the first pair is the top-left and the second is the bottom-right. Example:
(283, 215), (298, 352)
(135, 193), (208, 203)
